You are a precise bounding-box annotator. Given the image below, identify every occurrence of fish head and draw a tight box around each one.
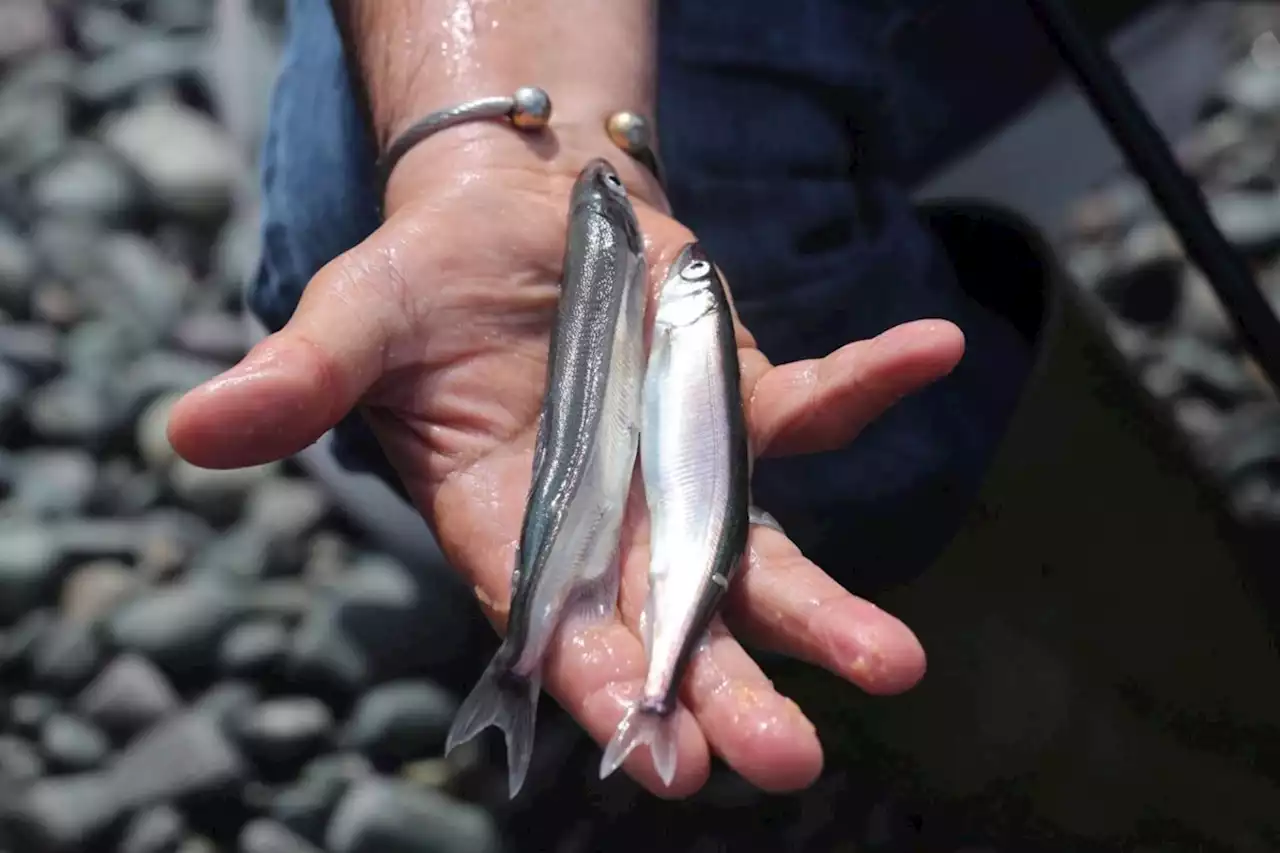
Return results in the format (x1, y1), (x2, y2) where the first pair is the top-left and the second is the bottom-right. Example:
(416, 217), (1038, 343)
(571, 158), (643, 252)
(655, 242), (719, 327)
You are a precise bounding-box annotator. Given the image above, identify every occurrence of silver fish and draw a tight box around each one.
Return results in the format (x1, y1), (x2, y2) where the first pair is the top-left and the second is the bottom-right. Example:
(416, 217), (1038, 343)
(599, 243), (781, 786)
(446, 159), (648, 798)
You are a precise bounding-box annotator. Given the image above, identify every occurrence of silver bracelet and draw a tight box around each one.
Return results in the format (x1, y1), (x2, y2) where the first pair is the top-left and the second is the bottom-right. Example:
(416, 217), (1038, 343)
(377, 85), (665, 197)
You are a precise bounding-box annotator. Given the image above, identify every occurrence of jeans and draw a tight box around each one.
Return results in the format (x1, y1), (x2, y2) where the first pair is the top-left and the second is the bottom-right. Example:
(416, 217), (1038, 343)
(247, 0), (1035, 591)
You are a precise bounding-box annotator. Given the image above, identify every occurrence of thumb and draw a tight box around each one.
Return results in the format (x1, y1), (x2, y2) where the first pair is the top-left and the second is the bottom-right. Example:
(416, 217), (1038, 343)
(168, 245), (402, 469)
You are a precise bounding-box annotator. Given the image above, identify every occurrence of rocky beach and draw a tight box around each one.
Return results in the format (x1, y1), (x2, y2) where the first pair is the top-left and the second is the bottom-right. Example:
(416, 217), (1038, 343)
(1, 2), (1279, 852)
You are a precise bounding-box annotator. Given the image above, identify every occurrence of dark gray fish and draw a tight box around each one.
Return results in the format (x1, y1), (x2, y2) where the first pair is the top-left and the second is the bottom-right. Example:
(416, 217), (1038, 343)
(599, 243), (780, 786)
(445, 159), (647, 798)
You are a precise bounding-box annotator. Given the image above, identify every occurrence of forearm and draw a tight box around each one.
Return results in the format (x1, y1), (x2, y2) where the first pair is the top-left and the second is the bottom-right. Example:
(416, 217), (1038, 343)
(330, 1), (659, 207)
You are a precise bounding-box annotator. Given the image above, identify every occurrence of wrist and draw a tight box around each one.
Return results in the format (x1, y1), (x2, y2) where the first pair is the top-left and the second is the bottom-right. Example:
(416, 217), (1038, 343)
(382, 118), (668, 221)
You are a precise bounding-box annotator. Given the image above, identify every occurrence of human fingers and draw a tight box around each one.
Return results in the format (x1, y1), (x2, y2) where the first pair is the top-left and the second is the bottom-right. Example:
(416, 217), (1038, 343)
(168, 234), (411, 469)
(724, 525), (928, 696)
(746, 319), (965, 459)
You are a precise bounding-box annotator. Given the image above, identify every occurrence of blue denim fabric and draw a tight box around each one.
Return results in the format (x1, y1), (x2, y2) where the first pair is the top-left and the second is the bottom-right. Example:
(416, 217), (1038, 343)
(249, 0), (1035, 589)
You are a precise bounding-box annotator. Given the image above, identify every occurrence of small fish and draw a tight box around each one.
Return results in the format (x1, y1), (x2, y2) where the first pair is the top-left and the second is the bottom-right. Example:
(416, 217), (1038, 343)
(446, 159), (648, 798)
(599, 243), (780, 786)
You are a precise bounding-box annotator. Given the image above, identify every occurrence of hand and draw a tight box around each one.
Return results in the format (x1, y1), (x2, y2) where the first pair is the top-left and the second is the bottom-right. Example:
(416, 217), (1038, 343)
(167, 128), (965, 798)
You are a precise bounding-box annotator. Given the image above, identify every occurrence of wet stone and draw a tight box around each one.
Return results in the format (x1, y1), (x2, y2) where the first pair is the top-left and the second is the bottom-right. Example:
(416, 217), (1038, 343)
(105, 580), (249, 675)
(238, 819), (323, 853)
(1, 772), (128, 853)
(342, 681), (458, 770)
(117, 804), (187, 853)
(326, 778), (503, 853)
(40, 712), (111, 773)
(268, 752), (372, 845)
(76, 654), (180, 743)
(60, 560), (140, 624)
(218, 620), (289, 680)
(0, 735), (45, 784)
(108, 711), (250, 809)
(9, 692), (58, 740)
(232, 697), (334, 778)
(29, 617), (104, 695)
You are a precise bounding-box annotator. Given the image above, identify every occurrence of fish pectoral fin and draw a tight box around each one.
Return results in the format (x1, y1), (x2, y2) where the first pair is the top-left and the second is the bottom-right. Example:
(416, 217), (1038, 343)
(599, 704), (680, 787)
(445, 654), (542, 799)
(749, 504), (785, 535)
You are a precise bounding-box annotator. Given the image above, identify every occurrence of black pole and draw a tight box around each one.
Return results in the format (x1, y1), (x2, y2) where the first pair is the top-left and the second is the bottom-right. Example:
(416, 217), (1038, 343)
(1022, 0), (1280, 392)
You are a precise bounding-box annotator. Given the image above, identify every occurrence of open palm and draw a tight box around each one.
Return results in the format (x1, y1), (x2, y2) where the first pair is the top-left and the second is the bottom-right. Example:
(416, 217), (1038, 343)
(168, 165), (965, 798)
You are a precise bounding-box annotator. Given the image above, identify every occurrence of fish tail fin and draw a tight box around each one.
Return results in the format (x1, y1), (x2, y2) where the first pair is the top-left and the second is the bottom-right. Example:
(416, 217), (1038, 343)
(599, 703), (679, 787)
(446, 654), (542, 798)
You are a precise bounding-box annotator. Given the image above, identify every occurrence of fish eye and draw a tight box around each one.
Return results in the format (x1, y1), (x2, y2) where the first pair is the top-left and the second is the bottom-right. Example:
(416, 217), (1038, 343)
(679, 259), (711, 281)
(603, 172), (627, 196)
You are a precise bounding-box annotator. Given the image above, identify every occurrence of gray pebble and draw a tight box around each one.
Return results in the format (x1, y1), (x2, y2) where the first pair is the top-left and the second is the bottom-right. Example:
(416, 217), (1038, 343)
(191, 679), (258, 728)
(239, 819), (323, 853)
(10, 450), (99, 519)
(64, 319), (151, 386)
(245, 478), (330, 548)
(0, 735), (44, 784)
(30, 142), (141, 222)
(188, 524), (276, 582)
(29, 618), (104, 694)
(23, 376), (116, 446)
(0, 361), (26, 430)
(0, 223), (37, 313)
(1095, 222), (1184, 327)
(31, 215), (104, 285)
(0, 772), (126, 853)
(326, 779), (502, 853)
(106, 580), (250, 673)
(170, 310), (249, 364)
(76, 654), (180, 743)
(211, 211), (263, 295)
(102, 97), (243, 218)
(60, 560), (139, 624)
(0, 0), (54, 62)
(73, 6), (145, 56)
(30, 279), (84, 328)
(9, 692), (58, 740)
(176, 837), (219, 853)
(1221, 56), (1280, 114)
(148, 0), (215, 31)
(117, 804), (186, 853)
(0, 69), (69, 182)
(289, 555), (473, 694)
(1177, 268), (1235, 343)
(92, 232), (193, 342)
(169, 459), (280, 522)
(108, 711), (249, 810)
(1208, 190), (1280, 256)
(0, 525), (64, 624)
(90, 458), (163, 517)
(0, 322), (61, 379)
(0, 609), (52, 675)
(1066, 178), (1151, 239)
(75, 35), (205, 106)
(40, 713), (111, 772)
(342, 682), (459, 769)
(219, 620), (289, 679)
(233, 698), (334, 774)
(269, 753), (372, 845)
